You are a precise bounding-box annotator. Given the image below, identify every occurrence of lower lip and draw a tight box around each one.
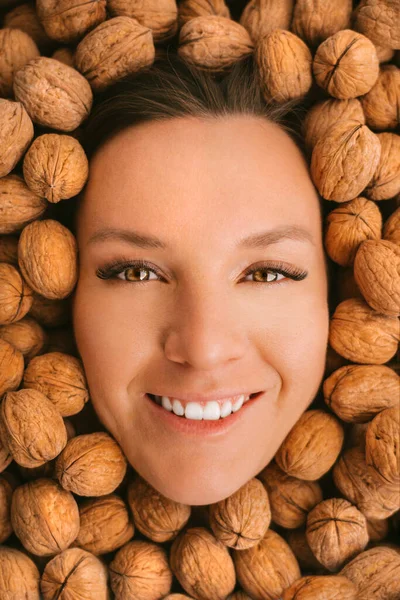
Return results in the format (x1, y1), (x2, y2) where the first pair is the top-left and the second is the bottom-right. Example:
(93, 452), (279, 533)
(144, 391), (264, 437)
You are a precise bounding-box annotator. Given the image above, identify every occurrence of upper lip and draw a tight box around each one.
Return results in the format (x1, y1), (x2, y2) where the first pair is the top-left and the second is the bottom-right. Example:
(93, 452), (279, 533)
(148, 390), (262, 403)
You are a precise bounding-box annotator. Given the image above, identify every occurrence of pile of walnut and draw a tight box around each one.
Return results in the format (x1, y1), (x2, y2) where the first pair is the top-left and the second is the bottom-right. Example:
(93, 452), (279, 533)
(0, 0), (399, 598)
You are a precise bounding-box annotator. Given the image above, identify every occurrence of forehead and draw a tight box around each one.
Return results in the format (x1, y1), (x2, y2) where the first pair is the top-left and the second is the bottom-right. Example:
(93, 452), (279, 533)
(78, 115), (320, 244)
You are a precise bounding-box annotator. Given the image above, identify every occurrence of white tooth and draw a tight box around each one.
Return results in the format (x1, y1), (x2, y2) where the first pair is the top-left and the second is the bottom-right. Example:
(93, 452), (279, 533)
(202, 401), (221, 420)
(184, 402), (203, 420)
(220, 399), (233, 418)
(172, 398), (185, 416)
(232, 394), (245, 412)
(161, 396), (172, 411)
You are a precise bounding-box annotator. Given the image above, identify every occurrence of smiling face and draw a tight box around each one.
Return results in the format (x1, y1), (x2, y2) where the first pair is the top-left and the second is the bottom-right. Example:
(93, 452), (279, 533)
(72, 114), (330, 506)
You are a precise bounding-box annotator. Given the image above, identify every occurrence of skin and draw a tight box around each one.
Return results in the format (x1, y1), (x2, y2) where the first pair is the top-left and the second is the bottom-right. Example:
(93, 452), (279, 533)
(72, 115), (330, 506)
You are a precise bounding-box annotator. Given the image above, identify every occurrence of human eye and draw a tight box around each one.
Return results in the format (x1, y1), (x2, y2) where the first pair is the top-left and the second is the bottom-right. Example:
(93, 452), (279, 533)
(96, 258), (165, 285)
(241, 261), (308, 285)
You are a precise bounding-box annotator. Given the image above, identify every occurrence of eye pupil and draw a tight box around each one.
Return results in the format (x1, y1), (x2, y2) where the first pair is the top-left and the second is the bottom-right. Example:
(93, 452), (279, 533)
(126, 268), (149, 281)
(254, 269), (277, 282)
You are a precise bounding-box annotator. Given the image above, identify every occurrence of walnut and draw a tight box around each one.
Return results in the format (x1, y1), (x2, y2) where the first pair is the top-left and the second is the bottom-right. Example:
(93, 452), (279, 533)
(52, 46), (75, 67)
(367, 516), (390, 541)
(127, 473), (191, 543)
(0, 315), (47, 361)
(274, 409), (344, 481)
(360, 65), (400, 130)
(306, 498), (369, 571)
(313, 29), (379, 98)
(0, 433), (12, 474)
(383, 207), (400, 245)
(178, 15), (254, 73)
(365, 406), (399, 488)
(0, 546), (40, 598)
(0, 475), (13, 543)
(11, 478), (80, 556)
(292, 0), (352, 48)
(0, 338), (24, 398)
(0, 388), (68, 468)
(239, 0), (294, 44)
(0, 262), (33, 325)
(227, 594), (253, 600)
(233, 528), (301, 600)
(75, 16), (155, 92)
(107, 0), (178, 43)
(22, 351), (89, 416)
(328, 298), (399, 364)
(353, 239), (400, 316)
(323, 364), (400, 423)
(23, 134), (89, 203)
(310, 120), (381, 202)
(354, 0), (400, 50)
(374, 44), (395, 62)
(28, 292), (71, 328)
(41, 547), (109, 599)
(4, 3), (54, 52)
(109, 539), (173, 600)
(73, 493), (134, 555)
(208, 477), (271, 549)
(333, 446), (400, 519)
(13, 56), (93, 132)
(282, 574), (358, 599)
(340, 546), (400, 600)
(55, 432), (128, 496)
(255, 28), (312, 103)
(365, 133), (400, 201)
(324, 196), (382, 266)
(170, 526), (235, 600)
(286, 527), (325, 571)
(0, 235), (18, 265)
(303, 98), (365, 153)
(0, 99), (33, 178)
(36, 0), (107, 44)
(18, 219), (78, 300)
(178, 0), (230, 29)
(0, 28), (40, 98)
(0, 174), (47, 235)
(257, 461), (323, 529)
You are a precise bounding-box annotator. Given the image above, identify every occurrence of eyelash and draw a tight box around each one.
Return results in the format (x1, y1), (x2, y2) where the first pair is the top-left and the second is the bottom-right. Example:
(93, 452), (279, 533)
(96, 257), (308, 286)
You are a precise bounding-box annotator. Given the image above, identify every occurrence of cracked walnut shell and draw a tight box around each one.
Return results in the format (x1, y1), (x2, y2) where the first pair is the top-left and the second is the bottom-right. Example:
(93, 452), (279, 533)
(239, 0), (294, 44)
(0, 99), (34, 178)
(0, 174), (47, 235)
(36, 0), (107, 44)
(178, 0), (230, 29)
(282, 574), (358, 599)
(365, 406), (399, 488)
(365, 132), (400, 201)
(0, 28), (40, 98)
(0, 262), (33, 326)
(107, 0), (178, 43)
(291, 0), (352, 48)
(0, 546), (40, 599)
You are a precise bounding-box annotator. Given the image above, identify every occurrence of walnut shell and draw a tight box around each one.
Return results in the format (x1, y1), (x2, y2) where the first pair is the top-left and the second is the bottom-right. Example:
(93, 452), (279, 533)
(74, 493), (134, 555)
(0, 546), (40, 598)
(0, 475), (13, 543)
(22, 351), (89, 416)
(328, 297), (399, 364)
(109, 539), (173, 600)
(36, 0), (107, 44)
(0, 388), (68, 468)
(0, 99), (33, 178)
(333, 446), (400, 519)
(365, 133), (400, 201)
(383, 207), (400, 245)
(313, 29), (379, 98)
(52, 46), (75, 67)
(178, 0), (230, 29)
(178, 15), (254, 73)
(18, 219), (78, 300)
(11, 478), (80, 556)
(0, 337), (24, 398)
(324, 196), (382, 267)
(208, 477), (271, 549)
(274, 409), (344, 480)
(40, 547), (109, 600)
(0, 174), (47, 235)
(292, 0), (352, 47)
(366, 516), (390, 542)
(0, 262), (33, 325)
(127, 473), (191, 543)
(75, 16), (155, 92)
(353, 239), (400, 316)
(233, 528), (301, 600)
(0, 235), (18, 265)
(23, 133), (89, 203)
(107, 0), (178, 43)
(28, 292), (71, 328)
(365, 406), (399, 488)
(227, 592), (253, 600)
(286, 527), (325, 572)
(360, 65), (400, 130)
(239, 0), (294, 44)
(306, 498), (369, 571)
(0, 28), (40, 98)
(323, 364), (400, 423)
(255, 28), (312, 103)
(13, 56), (93, 132)
(4, 3), (54, 51)
(354, 0), (400, 50)
(303, 98), (365, 153)
(0, 315), (47, 361)
(340, 546), (400, 599)
(257, 461), (323, 529)
(282, 574), (358, 599)
(170, 526), (235, 600)
(310, 119), (381, 202)
(374, 43), (395, 62)
(55, 432), (128, 496)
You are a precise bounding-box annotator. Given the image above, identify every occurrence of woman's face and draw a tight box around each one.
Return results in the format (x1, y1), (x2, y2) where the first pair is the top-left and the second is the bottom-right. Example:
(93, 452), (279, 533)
(72, 115), (329, 506)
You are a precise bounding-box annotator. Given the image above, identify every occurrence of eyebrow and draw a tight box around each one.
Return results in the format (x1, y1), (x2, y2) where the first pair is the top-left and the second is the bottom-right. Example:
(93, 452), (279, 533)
(87, 224), (315, 249)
